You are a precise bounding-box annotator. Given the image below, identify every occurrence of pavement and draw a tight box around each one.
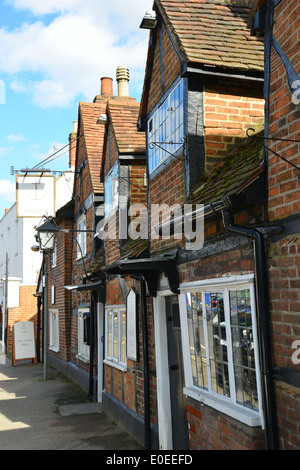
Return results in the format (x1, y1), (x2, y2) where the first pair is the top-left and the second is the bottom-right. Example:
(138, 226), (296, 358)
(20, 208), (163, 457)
(0, 357), (143, 451)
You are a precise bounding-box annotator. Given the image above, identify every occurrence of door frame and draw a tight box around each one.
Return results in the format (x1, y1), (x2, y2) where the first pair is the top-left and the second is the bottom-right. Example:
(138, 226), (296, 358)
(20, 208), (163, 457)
(153, 288), (176, 450)
(97, 302), (104, 403)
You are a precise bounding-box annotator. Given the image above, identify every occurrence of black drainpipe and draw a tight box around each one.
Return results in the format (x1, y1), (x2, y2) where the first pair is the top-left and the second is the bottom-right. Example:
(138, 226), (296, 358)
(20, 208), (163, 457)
(221, 209), (279, 450)
(88, 291), (96, 399)
(132, 274), (151, 450)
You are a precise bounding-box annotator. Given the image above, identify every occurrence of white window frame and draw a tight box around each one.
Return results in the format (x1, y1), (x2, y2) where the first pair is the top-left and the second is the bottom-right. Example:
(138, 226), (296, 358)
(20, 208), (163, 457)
(51, 241), (57, 267)
(51, 284), (55, 304)
(104, 305), (127, 371)
(49, 308), (59, 352)
(148, 78), (184, 174)
(77, 308), (90, 362)
(104, 162), (119, 218)
(76, 214), (87, 259)
(179, 274), (264, 428)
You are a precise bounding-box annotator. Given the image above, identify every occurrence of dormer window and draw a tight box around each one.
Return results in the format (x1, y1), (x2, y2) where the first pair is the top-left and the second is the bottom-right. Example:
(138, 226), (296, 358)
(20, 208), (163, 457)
(104, 162), (119, 217)
(148, 79), (184, 173)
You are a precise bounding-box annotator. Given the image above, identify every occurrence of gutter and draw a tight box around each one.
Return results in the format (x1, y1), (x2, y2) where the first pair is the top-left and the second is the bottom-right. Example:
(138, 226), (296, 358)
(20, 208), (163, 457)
(220, 209), (280, 450)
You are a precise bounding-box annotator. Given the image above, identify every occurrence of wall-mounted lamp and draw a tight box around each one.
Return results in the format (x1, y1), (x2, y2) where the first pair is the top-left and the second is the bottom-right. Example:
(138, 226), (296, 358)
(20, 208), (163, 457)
(35, 218), (59, 252)
(140, 10), (157, 29)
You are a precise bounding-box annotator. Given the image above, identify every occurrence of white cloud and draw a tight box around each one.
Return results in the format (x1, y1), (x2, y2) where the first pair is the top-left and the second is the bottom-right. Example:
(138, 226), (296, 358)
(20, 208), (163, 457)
(0, 180), (16, 201)
(1, 1), (153, 107)
(6, 134), (26, 142)
(0, 147), (10, 157)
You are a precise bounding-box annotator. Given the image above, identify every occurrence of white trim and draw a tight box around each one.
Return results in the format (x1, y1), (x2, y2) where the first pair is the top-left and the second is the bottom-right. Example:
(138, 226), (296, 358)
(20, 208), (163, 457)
(179, 274), (265, 428)
(153, 292), (173, 450)
(180, 273), (255, 292)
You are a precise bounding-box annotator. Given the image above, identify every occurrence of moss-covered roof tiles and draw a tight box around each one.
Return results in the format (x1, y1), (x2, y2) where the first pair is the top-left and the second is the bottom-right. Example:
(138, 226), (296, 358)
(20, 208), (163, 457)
(190, 130), (265, 204)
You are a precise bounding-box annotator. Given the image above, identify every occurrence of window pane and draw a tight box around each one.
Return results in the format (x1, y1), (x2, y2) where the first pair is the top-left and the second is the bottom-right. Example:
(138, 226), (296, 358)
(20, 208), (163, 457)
(186, 292), (208, 390)
(113, 311), (118, 361)
(206, 292), (230, 397)
(107, 310), (113, 358)
(120, 311), (126, 364)
(148, 80), (184, 173)
(230, 289), (258, 411)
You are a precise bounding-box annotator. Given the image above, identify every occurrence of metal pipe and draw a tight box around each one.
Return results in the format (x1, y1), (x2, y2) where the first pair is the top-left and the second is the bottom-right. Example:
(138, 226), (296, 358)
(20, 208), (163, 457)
(131, 274), (151, 449)
(221, 209), (279, 450)
(88, 292), (96, 398)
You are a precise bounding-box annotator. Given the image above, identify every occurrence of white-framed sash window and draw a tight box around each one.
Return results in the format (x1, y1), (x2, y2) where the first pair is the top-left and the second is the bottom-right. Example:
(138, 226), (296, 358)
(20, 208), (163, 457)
(104, 305), (126, 370)
(77, 308), (90, 362)
(49, 309), (59, 352)
(179, 275), (264, 427)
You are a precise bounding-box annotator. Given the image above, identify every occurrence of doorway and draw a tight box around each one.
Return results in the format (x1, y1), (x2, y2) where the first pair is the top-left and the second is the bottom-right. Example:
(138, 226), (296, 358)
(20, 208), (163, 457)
(165, 295), (189, 450)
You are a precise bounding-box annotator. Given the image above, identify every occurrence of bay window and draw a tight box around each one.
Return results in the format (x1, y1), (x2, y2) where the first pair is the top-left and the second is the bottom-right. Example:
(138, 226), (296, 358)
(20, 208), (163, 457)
(148, 79), (184, 173)
(179, 275), (263, 426)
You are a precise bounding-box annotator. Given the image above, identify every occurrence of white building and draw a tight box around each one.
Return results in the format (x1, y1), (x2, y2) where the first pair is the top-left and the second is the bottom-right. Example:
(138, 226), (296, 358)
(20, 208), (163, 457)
(0, 124), (76, 354)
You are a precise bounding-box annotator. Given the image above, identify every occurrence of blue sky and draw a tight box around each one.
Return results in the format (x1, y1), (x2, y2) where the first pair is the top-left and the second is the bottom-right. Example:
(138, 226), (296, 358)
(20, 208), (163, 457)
(0, 0), (152, 217)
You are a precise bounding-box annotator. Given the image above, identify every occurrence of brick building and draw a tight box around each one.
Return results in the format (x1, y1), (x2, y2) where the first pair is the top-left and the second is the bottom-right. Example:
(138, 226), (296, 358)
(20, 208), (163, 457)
(96, 70), (156, 447)
(40, 0), (300, 451)
(251, 0), (300, 450)
(136, 0), (269, 450)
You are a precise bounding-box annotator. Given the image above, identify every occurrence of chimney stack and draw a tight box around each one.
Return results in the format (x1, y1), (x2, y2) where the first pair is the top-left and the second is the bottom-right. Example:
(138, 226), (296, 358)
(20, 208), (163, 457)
(69, 121), (78, 169)
(101, 77), (113, 96)
(116, 66), (130, 97)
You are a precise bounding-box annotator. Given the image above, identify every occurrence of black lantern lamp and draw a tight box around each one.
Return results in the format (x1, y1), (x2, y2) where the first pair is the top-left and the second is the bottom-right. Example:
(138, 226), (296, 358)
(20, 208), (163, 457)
(36, 217), (59, 252)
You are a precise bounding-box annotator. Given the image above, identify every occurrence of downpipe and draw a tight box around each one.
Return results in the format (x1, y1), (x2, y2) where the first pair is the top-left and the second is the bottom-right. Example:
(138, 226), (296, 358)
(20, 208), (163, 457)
(221, 209), (279, 450)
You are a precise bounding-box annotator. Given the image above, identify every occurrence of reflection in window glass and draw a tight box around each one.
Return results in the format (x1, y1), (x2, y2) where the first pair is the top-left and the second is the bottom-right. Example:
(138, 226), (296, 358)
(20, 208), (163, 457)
(107, 310), (113, 359)
(148, 80), (184, 173)
(230, 289), (258, 411)
(186, 292), (208, 390)
(185, 285), (259, 412)
(206, 292), (229, 397)
(105, 306), (126, 367)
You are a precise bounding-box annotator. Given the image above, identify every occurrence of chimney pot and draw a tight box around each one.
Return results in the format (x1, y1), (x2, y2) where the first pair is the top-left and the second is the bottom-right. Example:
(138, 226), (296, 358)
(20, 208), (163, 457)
(116, 66), (130, 97)
(101, 77), (113, 96)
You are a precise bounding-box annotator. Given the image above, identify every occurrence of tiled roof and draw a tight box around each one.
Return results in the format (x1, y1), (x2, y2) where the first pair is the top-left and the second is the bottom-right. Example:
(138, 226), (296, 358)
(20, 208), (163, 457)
(190, 129), (265, 204)
(156, 0), (264, 72)
(107, 101), (146, 155)
(79, 100), (107, 194)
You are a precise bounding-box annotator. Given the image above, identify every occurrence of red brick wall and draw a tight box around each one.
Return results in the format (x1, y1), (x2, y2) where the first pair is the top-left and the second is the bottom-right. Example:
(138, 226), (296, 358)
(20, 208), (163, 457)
(187, 398), (265, 450)
(104, 278), (158, 427)
(204, 80), (264, 170)
(267, 0), (300, 450)
(148, 21), (181, 114)
(47, 217), (73, 363)
(7, 285), (38, 356)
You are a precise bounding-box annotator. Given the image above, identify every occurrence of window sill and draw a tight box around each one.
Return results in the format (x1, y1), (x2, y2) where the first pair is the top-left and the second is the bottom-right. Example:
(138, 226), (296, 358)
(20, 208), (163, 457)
(183, 386), (263, 428)
(104, 359), (127, 372)
(76, 353), (90, 363)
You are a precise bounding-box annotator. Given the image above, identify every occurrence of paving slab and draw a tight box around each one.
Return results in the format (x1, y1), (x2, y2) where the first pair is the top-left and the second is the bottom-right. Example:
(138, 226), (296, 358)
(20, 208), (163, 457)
(0, 359), (143, 451)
